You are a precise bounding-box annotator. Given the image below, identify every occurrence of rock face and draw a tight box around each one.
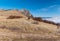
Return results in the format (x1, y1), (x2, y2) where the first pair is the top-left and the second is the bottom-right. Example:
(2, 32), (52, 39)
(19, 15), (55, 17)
(21, 9), (33, 18)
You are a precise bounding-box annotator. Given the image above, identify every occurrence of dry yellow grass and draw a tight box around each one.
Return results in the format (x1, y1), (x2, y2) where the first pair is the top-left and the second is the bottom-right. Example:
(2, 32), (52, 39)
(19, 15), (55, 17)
(0, 10), (59, 41)
(0, 18), (57, 33)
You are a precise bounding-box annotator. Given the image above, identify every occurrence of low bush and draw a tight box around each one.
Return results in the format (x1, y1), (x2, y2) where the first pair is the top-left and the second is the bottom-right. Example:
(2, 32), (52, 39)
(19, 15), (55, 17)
(32, 17), (42, 22)
(0, 25), (6, 29)
(7, 15), (23, 19)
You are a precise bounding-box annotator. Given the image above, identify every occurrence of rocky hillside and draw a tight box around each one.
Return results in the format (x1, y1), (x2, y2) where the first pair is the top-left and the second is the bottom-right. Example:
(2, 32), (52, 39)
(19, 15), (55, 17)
(0, 9), (59, 41)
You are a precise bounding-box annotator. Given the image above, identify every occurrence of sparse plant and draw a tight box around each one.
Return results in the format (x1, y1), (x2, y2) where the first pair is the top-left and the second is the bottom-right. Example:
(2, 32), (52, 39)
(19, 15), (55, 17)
(32, 21), (39, 24)
(7, 27), (20, 31)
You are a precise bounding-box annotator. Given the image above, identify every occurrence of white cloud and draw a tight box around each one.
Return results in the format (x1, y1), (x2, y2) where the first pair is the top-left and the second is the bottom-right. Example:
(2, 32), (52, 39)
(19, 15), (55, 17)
(44, 17), (60, 23)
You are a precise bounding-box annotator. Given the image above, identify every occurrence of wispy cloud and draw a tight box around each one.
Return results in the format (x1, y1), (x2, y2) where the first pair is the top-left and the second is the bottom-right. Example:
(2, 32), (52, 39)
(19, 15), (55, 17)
(40, 5), (57, 12)
(40, 8), (48, 12)
(30, 5), (60, 17)
(48, 5), (57, 8)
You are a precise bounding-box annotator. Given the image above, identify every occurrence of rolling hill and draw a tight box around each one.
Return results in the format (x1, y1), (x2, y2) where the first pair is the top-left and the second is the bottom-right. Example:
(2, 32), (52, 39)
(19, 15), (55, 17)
(0, 9), (59, 41)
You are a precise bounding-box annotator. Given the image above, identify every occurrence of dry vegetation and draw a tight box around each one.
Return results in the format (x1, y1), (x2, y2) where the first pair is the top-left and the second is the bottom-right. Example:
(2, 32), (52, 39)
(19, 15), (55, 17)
(0, 10), (59, 41)
(7, 15), (23, 19)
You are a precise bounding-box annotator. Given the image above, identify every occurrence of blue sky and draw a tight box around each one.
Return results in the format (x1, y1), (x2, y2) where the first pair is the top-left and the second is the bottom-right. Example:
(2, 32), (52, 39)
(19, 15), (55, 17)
(0, 0), (60, 17)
